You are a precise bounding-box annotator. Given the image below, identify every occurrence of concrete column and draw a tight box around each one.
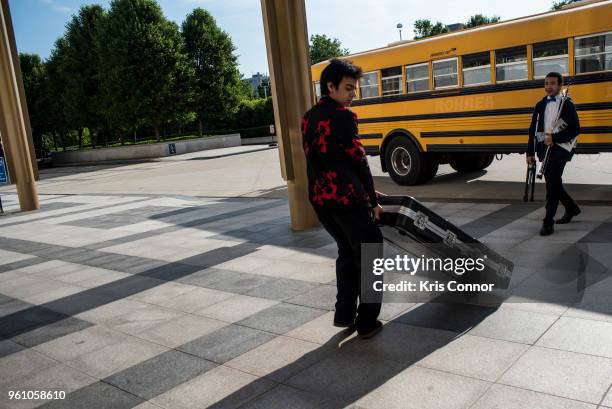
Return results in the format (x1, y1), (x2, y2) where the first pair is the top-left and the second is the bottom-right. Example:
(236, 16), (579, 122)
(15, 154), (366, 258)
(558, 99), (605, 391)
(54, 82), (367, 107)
(260, 0), (318, 230)
(0, 0), (39, 211)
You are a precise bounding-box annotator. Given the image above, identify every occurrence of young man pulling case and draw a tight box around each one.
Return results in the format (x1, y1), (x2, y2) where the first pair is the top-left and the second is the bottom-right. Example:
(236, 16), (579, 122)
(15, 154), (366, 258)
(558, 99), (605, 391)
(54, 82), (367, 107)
(302, 59), (383, 339)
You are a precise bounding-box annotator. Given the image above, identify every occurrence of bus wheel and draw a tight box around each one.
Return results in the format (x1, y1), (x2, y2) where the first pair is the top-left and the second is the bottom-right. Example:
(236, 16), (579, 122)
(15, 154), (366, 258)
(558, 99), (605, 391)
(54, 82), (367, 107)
(449, 153), (494, 173)
(480, 153), (495, 170)
(385, 136), (428, 185)
(418, 155), (439, 184)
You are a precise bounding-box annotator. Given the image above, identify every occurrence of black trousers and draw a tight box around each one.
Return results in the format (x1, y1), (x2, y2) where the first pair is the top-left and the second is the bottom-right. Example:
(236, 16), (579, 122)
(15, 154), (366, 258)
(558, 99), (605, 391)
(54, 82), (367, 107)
(543, 155), (579, 227)
(314, 206), (383, 330)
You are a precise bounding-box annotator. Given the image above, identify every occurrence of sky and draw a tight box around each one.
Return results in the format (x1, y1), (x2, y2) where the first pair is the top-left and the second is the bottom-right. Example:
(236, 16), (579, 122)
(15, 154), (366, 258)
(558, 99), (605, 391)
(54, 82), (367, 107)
(9, 0), (555, 78)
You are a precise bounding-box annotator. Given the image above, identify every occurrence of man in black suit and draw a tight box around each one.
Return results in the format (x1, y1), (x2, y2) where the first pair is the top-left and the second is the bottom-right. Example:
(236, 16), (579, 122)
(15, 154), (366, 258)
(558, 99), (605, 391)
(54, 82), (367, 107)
(527, 72), (581, 236)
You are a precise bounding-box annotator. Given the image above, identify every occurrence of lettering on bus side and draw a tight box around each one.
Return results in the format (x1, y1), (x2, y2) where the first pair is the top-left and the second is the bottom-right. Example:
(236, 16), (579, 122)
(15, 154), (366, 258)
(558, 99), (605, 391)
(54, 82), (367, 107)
(434, 95), (494, 113)
(431, 48), (457, 58)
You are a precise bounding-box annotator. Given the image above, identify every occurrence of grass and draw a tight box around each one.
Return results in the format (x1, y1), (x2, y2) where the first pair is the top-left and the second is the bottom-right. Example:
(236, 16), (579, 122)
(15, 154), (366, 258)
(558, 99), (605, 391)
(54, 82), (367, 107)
(49, 133), (212, 152)
(47, 125), (273, 153)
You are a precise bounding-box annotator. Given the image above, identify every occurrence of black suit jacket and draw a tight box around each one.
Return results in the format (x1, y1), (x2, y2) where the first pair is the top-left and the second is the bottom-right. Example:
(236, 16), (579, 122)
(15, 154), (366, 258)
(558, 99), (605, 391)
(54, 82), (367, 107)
(527, 96), (580, 162)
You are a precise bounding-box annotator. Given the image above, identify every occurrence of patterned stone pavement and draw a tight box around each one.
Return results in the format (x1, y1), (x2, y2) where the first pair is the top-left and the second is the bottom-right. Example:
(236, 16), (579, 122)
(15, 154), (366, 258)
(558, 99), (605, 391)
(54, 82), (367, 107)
(0, 192), (611, 409)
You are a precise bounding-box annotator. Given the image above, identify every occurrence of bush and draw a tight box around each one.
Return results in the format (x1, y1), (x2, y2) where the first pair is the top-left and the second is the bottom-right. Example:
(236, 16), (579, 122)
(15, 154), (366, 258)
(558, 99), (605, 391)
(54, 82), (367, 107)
(233, 97), (274, 133)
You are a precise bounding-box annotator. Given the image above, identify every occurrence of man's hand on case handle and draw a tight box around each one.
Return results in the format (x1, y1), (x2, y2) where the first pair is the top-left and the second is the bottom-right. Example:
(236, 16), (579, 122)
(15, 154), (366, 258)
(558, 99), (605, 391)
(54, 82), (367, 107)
(373, 205), (383, 220)
(373, 191), (386, 220)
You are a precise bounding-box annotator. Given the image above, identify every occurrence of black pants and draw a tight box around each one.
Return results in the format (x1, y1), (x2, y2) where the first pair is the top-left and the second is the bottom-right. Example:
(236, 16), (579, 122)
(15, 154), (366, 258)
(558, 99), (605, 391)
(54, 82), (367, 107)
(543, 156), (579, 227)
(314, 206), (383, 330)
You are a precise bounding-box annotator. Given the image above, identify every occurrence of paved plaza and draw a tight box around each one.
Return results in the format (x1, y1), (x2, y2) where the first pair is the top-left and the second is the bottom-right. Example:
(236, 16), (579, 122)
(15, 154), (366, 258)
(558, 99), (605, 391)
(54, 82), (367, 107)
(0, 147), (611, 409)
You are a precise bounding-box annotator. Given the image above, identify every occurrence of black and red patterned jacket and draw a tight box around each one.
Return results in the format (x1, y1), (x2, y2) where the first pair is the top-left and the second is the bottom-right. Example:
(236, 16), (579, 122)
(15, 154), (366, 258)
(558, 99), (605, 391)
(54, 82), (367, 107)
(302, 96), (378, 209)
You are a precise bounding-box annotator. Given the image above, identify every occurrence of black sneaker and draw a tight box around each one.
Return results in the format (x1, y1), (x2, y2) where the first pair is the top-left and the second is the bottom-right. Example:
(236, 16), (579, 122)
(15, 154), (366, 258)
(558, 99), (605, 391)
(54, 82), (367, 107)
(357, 320), (383, 339)
(556, 208), (581, 224)
(540, 224), (554, 236)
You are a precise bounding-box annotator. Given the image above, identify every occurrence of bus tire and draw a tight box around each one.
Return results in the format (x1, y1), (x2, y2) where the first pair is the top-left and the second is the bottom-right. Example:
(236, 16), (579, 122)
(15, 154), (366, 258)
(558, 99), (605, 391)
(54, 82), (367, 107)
(449, 153), (494, 173)
(384, 136), (426, 185)
(480, 153), (495, 170)
(418, 155), (439, 184)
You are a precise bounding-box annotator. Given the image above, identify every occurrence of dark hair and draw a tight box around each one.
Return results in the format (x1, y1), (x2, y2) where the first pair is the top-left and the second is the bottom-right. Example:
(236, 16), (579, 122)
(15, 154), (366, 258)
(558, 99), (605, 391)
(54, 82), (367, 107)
(319, 59), (362, 96)
(545, 72), (563, 85)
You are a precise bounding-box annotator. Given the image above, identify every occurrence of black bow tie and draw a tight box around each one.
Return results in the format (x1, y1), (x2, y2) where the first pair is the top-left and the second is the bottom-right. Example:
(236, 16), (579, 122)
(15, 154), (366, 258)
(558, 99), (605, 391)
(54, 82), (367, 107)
(545, 96), (558, 104)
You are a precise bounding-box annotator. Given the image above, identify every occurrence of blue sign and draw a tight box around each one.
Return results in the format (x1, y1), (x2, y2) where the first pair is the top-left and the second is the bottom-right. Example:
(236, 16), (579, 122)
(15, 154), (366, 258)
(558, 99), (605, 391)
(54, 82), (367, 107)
(0, 157), (7, 185)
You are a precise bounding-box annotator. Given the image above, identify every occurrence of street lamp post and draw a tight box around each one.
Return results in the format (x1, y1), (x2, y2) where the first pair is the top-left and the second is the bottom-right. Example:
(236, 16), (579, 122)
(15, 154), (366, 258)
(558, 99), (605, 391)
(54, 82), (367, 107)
(397, 23), (403, 41)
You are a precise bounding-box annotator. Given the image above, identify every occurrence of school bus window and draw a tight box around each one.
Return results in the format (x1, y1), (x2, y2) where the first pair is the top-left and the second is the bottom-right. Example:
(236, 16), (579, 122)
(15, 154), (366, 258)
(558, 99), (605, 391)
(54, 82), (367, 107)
(574, 31), (612, 74)
(405, 63), (429, 93)
(381, 67), (402, 96)
(495, 46), (528, 82)
(533, 39), (568, 78)
(433, 58), (458, 89)
(360, 71), (380, 98)
(314, 81), (321, 101)
(462, 52), (491, 86)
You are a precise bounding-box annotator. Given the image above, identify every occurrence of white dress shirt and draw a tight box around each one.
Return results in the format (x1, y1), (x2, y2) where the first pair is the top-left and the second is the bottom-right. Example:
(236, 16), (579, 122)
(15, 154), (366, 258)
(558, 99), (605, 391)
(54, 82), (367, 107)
(544, 95), (561, 134)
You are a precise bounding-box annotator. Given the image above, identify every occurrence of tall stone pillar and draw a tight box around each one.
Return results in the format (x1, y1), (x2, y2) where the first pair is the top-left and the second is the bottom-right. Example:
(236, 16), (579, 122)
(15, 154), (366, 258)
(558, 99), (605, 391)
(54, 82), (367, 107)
(260, 0), (318, 230)
(0, 0), (39, 211)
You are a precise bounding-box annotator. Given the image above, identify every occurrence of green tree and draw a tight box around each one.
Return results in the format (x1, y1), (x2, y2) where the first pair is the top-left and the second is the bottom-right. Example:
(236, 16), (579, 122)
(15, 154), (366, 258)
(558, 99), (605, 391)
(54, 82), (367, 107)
(97, 0), (191, 142)
(240, 79), (256, 100)
(62, 4), (106, 149)
(309, 34), (349, 64)
(465, 14), (500, 28)
(256, 77), (271, 99)
(552, 0), (581, 9)
(413, 19), (449, 39)
(159, 21), (195, 137)
(182, 8), (243, 137)
(41, 38), (70, 151)
(19, 53), (46, 152)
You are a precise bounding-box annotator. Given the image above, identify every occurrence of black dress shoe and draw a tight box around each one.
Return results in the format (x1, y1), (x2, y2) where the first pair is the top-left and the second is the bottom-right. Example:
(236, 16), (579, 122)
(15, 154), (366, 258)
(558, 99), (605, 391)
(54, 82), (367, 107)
(333, 319), (355, 328)
(556, 208), (581, 224)
(540, 225), (554, 236)
(357, 320), (383, 339)
(333, 313), (355, 328)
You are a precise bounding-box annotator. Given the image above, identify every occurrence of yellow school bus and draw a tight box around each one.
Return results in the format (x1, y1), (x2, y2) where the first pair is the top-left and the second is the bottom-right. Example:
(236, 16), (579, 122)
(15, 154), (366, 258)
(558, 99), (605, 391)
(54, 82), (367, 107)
(310, 0), (612, 185)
